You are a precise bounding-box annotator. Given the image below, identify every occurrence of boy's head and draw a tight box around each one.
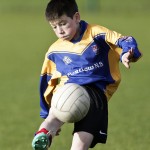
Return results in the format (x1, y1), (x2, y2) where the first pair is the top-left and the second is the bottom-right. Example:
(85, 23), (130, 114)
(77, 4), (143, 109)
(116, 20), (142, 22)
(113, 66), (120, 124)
(45, 0), (78, 21)
(45, 0), (81, 41)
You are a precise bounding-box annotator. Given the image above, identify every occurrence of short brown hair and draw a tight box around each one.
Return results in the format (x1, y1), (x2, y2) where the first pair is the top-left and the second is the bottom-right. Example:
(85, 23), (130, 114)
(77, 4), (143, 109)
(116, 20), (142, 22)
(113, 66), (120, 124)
(45, 0), (78, 21)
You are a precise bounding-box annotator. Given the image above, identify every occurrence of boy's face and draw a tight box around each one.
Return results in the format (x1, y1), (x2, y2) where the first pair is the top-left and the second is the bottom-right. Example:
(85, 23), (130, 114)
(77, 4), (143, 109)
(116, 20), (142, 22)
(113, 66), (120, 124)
(49, 12), (80, 41)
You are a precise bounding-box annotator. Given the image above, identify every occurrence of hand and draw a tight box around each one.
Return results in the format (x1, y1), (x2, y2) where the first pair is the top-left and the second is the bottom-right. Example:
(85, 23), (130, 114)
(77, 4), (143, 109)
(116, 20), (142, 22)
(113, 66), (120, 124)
(122, 48), (134, 69)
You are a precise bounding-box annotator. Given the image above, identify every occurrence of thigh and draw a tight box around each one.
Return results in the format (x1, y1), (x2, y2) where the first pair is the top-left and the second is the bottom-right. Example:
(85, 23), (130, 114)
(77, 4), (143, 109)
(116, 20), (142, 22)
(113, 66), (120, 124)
(73, 84), (108, 148)
(71, 131), (93, 150)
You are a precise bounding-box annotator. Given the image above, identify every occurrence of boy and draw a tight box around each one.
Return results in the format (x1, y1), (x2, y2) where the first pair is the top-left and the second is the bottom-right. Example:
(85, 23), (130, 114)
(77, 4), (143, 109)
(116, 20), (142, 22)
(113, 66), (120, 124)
(32, 0), (142, 150)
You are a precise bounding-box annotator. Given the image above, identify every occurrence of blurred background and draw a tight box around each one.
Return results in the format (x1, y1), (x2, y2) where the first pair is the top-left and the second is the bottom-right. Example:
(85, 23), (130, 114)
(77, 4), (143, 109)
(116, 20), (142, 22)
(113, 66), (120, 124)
(0, 0), (149, 149)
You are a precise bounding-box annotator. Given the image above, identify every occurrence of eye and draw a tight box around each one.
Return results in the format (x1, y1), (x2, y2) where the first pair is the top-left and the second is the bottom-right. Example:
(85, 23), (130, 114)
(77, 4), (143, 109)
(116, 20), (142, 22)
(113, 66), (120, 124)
(52, 26), (57, 30)
(60, 22), (67, 26)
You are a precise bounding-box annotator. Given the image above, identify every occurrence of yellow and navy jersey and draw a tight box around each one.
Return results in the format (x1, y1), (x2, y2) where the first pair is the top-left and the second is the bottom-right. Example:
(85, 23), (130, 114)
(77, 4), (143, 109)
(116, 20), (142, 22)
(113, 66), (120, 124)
(40, 20), (142, 118)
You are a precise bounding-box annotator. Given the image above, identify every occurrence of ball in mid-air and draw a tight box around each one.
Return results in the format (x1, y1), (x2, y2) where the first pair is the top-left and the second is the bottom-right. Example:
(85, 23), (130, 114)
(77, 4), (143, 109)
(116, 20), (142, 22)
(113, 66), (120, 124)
(51, 83), (90, 123)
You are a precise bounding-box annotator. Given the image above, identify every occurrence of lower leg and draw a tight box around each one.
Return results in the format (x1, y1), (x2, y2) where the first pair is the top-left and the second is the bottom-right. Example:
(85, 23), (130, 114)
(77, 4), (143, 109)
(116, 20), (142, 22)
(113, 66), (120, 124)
(32, 110), (64, 149)
(38, 110), (64, 137)
(70, 132), (93, 150)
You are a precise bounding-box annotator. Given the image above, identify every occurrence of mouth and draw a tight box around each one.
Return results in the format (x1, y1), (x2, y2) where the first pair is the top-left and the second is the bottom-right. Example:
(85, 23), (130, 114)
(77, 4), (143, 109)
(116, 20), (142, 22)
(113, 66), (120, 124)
(61, 35), (70, 40)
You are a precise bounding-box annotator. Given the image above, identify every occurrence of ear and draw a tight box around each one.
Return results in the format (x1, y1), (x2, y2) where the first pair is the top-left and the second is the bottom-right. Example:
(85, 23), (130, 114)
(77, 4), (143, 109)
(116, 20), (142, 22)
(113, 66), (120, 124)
(74, 12), (80, 24)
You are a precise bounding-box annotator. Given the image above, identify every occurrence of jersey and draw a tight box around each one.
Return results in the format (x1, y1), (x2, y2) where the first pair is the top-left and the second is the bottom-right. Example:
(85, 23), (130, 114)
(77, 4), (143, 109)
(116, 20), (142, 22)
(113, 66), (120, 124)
(39, 20), (142, 118)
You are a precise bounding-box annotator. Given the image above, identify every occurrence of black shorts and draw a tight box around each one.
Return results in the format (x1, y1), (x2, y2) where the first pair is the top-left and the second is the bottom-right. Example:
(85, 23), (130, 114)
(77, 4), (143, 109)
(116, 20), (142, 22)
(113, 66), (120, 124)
(73, 84), (108, 148)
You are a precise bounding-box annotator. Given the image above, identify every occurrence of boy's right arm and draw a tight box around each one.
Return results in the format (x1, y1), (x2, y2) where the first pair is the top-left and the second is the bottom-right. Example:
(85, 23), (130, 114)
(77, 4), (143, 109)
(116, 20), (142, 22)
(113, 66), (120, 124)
(39, 56), (58, 119)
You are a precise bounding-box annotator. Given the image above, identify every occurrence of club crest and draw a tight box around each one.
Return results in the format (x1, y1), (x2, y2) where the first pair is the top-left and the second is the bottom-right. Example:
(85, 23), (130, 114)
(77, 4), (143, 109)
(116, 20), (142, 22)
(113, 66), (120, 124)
(91, 44), (100, 55)
(63, 56), (72, 65)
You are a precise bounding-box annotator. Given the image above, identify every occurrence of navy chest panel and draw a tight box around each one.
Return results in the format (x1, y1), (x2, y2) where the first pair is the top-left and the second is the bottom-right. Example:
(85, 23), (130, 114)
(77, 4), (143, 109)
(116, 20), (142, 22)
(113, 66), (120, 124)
(48, 40), (110, 78)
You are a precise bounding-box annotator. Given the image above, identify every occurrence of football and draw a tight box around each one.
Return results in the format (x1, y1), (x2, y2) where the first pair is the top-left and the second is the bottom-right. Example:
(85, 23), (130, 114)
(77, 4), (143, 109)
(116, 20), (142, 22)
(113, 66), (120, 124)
(51, 83), (90, 123)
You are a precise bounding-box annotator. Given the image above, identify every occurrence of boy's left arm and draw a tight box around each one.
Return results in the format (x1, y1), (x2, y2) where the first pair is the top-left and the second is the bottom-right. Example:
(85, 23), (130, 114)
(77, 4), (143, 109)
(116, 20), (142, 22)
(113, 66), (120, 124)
(116, 36), (142, 68)
(121, 48), (134, 68)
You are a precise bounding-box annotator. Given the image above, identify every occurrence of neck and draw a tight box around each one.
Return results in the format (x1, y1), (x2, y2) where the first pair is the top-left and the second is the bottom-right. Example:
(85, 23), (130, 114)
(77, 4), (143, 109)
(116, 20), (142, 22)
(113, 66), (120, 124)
(72, 23), (81, 41)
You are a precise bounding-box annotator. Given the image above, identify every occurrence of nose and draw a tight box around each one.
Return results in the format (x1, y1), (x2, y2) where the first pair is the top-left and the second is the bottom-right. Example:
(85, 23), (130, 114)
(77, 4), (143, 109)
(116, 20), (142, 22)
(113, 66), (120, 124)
(57, 26), (64, 34)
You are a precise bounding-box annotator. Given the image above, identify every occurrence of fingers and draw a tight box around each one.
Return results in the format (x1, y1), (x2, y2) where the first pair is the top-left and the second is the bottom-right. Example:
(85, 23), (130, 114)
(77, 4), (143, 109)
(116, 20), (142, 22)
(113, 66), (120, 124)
(122, 58), (130, 68)
(122, 52), (131, 69)
(122, 48), (134, 69)
(128, 48), (134, 58)
(123, 61), (130, 68)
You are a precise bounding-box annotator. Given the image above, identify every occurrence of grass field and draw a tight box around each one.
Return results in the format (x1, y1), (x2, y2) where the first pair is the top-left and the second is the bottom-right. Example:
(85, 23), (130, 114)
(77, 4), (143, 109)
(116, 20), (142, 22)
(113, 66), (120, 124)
(0, 0), (149, 150)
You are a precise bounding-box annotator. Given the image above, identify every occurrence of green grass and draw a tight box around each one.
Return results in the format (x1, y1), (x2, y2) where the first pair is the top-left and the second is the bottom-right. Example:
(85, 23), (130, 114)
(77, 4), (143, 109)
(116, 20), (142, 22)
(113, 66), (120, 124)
(0, 0), (149, 150)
